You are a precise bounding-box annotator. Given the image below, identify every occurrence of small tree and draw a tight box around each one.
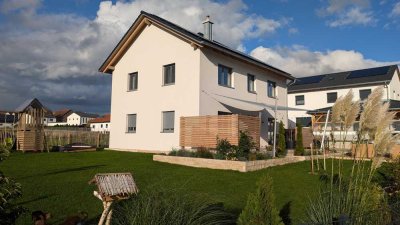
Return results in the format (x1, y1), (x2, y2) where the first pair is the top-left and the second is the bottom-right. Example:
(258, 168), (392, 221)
(277, 121), (286, 156)
(295, 123), (304, 156)
(238, 175), (283, 225)
(237, 131), (256, 159)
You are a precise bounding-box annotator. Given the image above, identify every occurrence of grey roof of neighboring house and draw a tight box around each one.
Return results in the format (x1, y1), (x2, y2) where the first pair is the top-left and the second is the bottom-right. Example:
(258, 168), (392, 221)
(307, 99), (400, 114)
(73, 112), (99, 118)
(99, 11), (294, 80)
(288, 65), (399, 93)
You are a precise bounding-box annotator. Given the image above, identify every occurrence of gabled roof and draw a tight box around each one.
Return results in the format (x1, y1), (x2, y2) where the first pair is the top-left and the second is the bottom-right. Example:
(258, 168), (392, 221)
(15, 98), (50, 113)
(54, 109), (72, 117)
(99, 11), (293, 80)
(89, 114), (110, 123)
(288, 65), (399, 93)
(72, 111), (99, 118)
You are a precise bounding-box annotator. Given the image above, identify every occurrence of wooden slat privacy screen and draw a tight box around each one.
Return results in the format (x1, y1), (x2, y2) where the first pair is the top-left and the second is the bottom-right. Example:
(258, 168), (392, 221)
(180, 114), (260, 148)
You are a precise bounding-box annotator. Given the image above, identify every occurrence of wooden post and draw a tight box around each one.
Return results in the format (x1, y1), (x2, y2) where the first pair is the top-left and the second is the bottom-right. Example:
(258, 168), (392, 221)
(96, 132), (100, 148)
(310, 143), (314, 174)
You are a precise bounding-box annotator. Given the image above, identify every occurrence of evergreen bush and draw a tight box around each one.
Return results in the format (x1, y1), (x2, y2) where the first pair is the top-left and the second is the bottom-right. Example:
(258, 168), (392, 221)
(294, 123), (304, 156)
(238, 175), (283, 225)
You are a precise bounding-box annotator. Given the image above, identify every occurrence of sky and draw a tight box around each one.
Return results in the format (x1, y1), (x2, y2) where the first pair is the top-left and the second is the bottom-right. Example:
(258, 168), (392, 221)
(0, 0), (399, 114)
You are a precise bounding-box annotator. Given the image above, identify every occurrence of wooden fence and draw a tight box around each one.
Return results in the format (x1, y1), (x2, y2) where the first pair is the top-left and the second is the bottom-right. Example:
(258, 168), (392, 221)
(44, 130), (109, 150)
(180, 114), (260, 148)
(0, 127), (16, 145)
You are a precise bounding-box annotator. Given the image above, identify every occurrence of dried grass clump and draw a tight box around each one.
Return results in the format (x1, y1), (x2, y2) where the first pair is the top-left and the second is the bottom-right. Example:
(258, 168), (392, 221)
(359, 87), (384, 137)
(331, 90), (360, 131)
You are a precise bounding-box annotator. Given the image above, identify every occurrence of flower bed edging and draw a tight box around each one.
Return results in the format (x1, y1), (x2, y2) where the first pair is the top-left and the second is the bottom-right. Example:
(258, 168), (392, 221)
(153, 155), (306, 172)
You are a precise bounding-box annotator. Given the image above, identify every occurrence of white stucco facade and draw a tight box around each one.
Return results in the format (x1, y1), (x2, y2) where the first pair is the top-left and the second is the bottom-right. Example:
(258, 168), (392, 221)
(91, 122), (111, 132)
(288, 70), (400, 128)
(108, 23), (291, 152)
(67, 113), (96, 126)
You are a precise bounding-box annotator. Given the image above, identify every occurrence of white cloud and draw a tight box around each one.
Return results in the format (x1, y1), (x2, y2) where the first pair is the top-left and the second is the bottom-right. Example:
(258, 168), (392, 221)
(250, 45), (399, 77)
(328, 7), (376, 27)
(318, 0), (376, 27)
(390, 2), (400, 17)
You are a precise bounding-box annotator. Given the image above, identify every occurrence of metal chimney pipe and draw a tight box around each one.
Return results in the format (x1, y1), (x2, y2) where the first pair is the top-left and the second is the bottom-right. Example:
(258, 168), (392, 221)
(202, 15), (213, 40)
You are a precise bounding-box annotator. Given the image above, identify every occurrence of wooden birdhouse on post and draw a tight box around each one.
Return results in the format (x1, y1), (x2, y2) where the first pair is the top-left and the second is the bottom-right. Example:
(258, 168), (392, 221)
(15, 98), (49, 152)
(89, 173), (138, 225)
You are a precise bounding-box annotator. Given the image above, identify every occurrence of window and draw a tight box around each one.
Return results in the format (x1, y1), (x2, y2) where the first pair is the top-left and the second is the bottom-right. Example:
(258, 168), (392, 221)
(163, 63), (175, 85)
(218, 64), (232, 87)
(247, 74), (255, 92)
(267, 81), (276, 98)
(92, 125), (95, 128)
(296, 117), (312, 127)
(162, 111), (175, 133)
(106, 124), (108, 128)
(327, 92), (337, 103)
(127, 114), (137, 133)
(295, 95), (305, 105)
(128, 72), (138, 91)
(101, 124), (103, 128)
(359, 89), (371, 100)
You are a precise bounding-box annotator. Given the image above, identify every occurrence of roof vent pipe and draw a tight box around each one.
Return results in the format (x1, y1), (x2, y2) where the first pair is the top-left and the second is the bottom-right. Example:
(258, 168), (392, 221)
(202, 15), (213, 40)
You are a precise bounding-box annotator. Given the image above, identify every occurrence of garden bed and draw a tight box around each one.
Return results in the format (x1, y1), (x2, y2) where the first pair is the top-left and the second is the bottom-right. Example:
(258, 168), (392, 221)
(153, 155), (306, 172)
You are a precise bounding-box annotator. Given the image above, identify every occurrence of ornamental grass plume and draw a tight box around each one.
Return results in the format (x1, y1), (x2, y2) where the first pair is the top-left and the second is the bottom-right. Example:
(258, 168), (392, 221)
(331, 90), (359, 131)
(359, 87), (384, 137)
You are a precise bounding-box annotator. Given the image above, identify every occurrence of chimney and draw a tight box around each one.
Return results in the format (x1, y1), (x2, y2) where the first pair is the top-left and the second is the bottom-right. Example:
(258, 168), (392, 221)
(202, 15), (213, 40)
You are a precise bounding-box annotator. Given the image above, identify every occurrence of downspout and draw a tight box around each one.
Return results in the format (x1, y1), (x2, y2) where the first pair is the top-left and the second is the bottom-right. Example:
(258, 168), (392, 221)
(286, 79), (297, 129)
(384, 81), (389, 101)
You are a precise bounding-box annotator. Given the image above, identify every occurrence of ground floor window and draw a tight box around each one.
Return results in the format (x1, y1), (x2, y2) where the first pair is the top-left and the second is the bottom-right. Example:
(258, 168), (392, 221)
(127, 114), (137, 133)
(162, 111), (175, 133)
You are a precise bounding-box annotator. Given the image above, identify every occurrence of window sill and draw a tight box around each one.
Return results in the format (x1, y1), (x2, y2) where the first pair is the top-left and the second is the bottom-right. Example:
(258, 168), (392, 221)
(126, 131), (136, 134)
(162, 83), (175, 87)
(218, 84), (234, 89)
(127, 89), (138, 92)
(248, 91), (257, 94)
(161, 131), (174, 133)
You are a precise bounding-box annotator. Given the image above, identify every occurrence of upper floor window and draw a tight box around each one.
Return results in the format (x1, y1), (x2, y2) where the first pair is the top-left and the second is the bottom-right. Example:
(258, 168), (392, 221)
(359, 89), (371, 100)
(162, 111), (175, 133)
(247, 74), (256, 93)
(163, 63), (175, 85)
(218, 64), (232, 87)
(327, 92), (337, 103)
(295, 95), (305, 105)
(127, 114), (137, 133)
(267, 81), (276, 98)
(128, 72), (138, 91)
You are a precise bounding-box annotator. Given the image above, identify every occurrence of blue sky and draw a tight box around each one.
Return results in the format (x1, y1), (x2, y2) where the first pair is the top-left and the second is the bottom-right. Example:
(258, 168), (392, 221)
(0, 0), (399, 113)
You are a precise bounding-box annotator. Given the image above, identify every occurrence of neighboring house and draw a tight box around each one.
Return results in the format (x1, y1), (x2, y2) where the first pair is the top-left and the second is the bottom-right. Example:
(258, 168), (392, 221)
(53, 109), (73, 122)
(67, 112), (99, 126)
(288, 65), (400, 129)
(99, 11), (293, 152)
(90, 114), (111, 132)
(0, 112), (18, 128)
(43, 112), (56, 125)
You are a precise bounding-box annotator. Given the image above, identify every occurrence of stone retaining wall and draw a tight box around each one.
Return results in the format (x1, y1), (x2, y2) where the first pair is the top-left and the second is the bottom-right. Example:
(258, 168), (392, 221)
(153, 155), (306, 172)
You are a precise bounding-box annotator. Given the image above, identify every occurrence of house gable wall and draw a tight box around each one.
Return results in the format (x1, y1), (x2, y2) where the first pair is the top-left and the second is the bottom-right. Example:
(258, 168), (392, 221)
(109, 24), (201, 151)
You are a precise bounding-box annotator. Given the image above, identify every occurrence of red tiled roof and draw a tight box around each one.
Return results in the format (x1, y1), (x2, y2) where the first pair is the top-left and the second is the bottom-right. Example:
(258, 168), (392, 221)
(54, 109), (72, 117)
(89, 114), (110, 123)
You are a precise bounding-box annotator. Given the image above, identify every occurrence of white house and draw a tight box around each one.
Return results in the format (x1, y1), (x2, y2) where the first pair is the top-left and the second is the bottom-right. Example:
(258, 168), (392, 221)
(67, 112), (99, 126)
(98, 11), (294, 152)
(43, 113), (56, 126)
(90, 114), (111, 132)
(288, 65), (400, 129)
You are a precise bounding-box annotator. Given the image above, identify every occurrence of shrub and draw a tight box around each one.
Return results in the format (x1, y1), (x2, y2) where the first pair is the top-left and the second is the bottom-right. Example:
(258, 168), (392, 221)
(294, 123), (304, 156)
(238, 175), (283, 225)
(112, 188), (234, 225)
(237, 131), (256, 159)
(195, 147), (213, 159)
(0, 143), (25, 225)
(277, 121), (286, 157)
(216, 138), (232, 157)
(168, 149), (195, 157)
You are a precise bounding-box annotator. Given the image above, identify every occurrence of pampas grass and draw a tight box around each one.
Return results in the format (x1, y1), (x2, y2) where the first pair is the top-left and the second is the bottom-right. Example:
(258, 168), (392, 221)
(306, 87), (399, 224)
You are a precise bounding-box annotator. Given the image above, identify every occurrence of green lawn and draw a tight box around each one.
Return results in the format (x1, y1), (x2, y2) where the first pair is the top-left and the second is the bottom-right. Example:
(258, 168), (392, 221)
(0, 151), (350, 224)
